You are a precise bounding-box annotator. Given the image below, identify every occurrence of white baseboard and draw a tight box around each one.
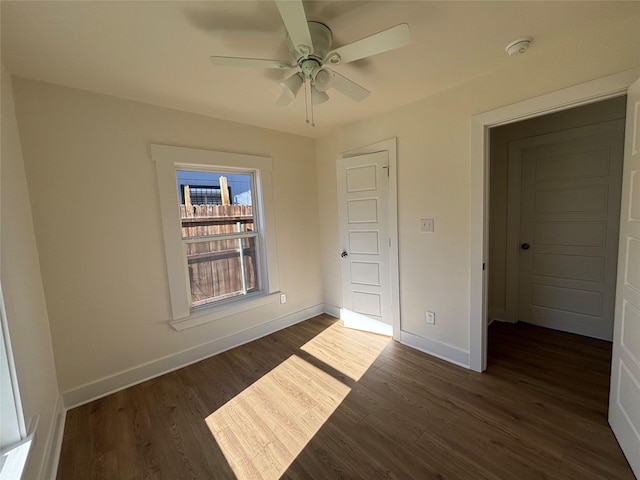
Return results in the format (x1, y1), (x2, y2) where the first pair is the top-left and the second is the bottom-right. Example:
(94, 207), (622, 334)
(325, 305), (468, 368)
(40, 396), (65, 480)
(489, 317), (518, 325)
(323, 303), (340, 318)
(489, 307), (517, 324)
(490, 317), (517, 325)
(399, 330), (470, 369)
(63, 304), (324, 409)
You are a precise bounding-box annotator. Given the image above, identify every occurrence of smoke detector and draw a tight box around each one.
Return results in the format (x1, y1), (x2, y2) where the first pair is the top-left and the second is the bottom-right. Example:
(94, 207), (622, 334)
(505, 37), (533, 56)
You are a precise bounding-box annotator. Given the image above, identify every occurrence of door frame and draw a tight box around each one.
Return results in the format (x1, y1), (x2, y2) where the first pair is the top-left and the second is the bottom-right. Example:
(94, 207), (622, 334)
(469, 68), (640, 372)
(339, 138), (401, 341)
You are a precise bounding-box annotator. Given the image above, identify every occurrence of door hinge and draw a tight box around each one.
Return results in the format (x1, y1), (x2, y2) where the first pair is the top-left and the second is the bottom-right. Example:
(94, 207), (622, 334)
(483, 263), (486, 271)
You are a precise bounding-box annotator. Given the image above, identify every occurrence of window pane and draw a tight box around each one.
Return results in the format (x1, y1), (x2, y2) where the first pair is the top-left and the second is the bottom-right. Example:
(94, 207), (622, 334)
(176, 170), (261, 308)
(176, 170), (254, 240)
(187, 237), (258, 306)
(180, 205), (254, 239)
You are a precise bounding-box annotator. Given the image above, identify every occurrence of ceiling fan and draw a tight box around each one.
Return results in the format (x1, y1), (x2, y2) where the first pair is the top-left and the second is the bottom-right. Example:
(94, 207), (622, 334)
(209, 0), (410, 126)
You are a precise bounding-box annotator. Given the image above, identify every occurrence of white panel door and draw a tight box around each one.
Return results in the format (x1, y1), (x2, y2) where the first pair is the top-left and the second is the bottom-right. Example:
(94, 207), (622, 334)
(337, 151), (391, 336)
(516, 120), (625, 340)
(609, 79), (640, 477)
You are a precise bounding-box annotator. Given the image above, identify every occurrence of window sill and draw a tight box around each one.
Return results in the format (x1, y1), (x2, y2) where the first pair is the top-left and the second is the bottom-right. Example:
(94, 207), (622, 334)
(169, 292), (281, 331)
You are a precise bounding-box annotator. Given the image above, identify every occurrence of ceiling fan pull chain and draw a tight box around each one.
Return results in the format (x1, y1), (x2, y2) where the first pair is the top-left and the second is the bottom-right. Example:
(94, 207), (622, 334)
(304, 77), (310, 125)
(310, 87), (316, 127)
(303, 76), (315, 127)
(305, 76), (316, 127)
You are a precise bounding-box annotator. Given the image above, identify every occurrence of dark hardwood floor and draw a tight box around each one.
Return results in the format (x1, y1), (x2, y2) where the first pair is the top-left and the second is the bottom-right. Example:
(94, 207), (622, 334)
(57, 315), (634, 479)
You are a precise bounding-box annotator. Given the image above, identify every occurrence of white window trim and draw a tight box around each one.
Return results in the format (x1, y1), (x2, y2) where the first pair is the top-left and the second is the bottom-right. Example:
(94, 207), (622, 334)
(151, 145), (280, 331)
(0, 281), (31, 480)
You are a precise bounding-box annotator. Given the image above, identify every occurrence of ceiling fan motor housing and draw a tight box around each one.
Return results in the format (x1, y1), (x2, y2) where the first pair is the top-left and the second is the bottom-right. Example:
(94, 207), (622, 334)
(288, 21), (333, 64)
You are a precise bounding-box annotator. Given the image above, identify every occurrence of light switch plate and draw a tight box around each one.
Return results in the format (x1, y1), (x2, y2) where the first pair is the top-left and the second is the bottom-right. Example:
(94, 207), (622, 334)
(426, 311), (436, 324)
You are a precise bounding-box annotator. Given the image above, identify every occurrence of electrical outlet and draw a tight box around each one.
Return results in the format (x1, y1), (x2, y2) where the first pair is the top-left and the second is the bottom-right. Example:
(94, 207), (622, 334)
(426, 311), (436, 324)
(420, 218), (434, 233)
(280, 293), (287, 304)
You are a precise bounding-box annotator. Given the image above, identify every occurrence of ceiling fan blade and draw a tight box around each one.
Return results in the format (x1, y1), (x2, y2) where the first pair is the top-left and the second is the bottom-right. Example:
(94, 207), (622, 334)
(331, 71), (370, 102)
(275, 0), (314, 55)
(324, 23), (410, 65)
(209, 56), (293, 69)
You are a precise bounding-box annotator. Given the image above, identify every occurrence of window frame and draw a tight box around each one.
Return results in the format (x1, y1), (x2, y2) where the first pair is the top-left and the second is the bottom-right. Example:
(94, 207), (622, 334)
(151, 145), (280, 331)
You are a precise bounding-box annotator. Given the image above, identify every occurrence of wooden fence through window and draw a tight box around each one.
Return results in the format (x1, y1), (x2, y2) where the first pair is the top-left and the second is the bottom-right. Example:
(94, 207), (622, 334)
(180, 204), (256, 305)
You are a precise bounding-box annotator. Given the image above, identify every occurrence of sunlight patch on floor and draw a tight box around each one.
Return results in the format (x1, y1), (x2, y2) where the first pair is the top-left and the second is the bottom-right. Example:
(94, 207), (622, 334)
(205, 322), (390, 479)
(206, 354), (349, 479)
(301, 321), (391, 381)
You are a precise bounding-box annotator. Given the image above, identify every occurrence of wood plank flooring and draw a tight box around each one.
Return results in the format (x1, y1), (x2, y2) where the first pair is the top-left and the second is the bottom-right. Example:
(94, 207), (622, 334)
(57, 316), (634, 479)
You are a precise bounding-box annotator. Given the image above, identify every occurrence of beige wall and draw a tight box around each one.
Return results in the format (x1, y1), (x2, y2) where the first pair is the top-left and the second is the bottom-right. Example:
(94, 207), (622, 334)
(11, 78), (322, 394)
(1, 64), (60, 479)
(488, 96), (627, 321)
(317, 59), (640, 357)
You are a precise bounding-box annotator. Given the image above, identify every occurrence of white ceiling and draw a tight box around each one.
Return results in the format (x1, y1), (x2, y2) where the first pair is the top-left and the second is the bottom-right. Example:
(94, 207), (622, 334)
(2, 1), (639, 138)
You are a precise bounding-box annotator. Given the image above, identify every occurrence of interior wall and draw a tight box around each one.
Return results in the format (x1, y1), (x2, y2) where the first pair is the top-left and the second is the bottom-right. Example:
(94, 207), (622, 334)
(1, 64), (60, 479)
(5, 4), (640, 403)
(317, 60), (639, 362)
(488, 96), (628, 322)
(11, 78), (322, 396)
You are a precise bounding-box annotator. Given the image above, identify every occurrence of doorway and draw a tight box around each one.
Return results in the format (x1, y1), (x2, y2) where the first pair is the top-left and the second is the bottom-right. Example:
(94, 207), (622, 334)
(469, 71), (638, 373)
(470, 74), (640, 477)
(488, 97), (627, 339)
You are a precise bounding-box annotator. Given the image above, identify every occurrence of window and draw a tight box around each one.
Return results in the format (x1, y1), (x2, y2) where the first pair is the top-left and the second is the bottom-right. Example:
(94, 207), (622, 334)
(177, 170), (258, 307)
(152, 145), (280, 330)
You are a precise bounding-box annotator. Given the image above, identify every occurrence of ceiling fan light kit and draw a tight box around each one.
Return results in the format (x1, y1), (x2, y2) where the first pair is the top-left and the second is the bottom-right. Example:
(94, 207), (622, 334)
(280, 73), (303, 100)
(312, 67), (333, 92)
(209, 0), (411, 126)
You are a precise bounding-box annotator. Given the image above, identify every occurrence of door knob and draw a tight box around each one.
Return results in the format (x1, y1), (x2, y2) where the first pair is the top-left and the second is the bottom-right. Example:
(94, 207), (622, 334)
(341, 250), (348, 258)
(521, 243), (530, 250)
